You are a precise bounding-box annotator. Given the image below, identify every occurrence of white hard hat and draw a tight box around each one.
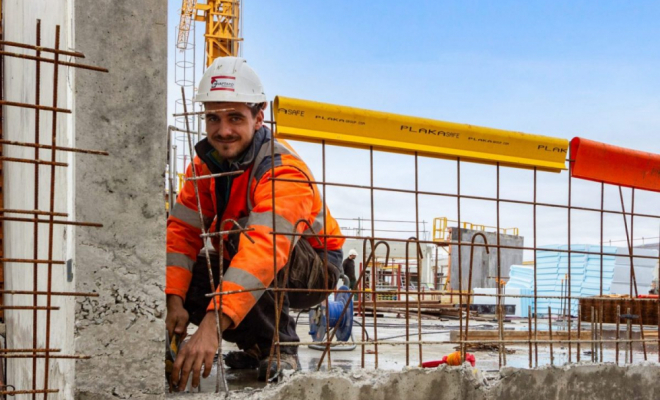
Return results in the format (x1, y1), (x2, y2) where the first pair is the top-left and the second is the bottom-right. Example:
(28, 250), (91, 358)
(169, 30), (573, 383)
(349, 249), (358, 257)
(194, 57), (266, 104)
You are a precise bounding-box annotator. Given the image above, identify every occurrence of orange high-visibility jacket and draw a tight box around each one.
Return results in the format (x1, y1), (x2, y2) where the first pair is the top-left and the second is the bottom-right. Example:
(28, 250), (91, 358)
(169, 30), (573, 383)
(166, 127), (345, 327)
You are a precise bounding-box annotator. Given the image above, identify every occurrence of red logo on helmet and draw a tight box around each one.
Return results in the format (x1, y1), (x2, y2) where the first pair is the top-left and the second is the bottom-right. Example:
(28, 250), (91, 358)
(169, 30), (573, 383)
(210, 75), (236, 91)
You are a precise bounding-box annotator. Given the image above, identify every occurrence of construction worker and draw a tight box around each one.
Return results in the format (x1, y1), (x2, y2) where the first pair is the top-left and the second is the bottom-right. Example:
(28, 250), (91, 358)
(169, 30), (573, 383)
(165, 57), (345, 389)
(342, 249), (358, 290)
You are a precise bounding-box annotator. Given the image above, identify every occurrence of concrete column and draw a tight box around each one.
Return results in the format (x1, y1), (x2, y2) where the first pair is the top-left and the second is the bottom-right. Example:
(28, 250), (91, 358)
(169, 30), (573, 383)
(73, 1), (167, 398)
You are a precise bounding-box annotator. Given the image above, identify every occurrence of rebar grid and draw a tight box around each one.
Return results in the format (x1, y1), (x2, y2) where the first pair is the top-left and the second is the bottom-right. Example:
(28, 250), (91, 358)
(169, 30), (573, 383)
(0, 20), (107, 398)
(176, 97), (660, 392)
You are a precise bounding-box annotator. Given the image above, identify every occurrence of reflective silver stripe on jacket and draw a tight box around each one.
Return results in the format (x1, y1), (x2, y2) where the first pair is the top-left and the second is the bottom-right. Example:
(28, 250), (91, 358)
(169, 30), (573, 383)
(247, 210), (300, 247)
(166, 252), (195, 272)
(223, 267), (266, 301)
(302, 208), (325, 238)
(170, 202), (214, 230)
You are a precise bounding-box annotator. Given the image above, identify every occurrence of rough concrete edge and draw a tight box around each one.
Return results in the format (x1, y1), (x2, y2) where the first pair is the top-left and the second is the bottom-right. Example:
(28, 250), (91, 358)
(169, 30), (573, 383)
(171, 362), (660, 400)
(176, 365), (488, 400)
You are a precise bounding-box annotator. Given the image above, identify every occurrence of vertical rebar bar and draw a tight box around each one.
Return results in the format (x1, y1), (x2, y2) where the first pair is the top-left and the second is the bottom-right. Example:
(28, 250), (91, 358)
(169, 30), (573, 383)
(215, 241), (226, 392)
(616, 305), (620, 365)
(533, 167), (539, 367)
(405, 250), (410, 365)
(567, 161), (572, 363)
(31, 20), (42, 400)
(599, 183), (604, 298)
(528, 305), (532, 368)
(499, 282), (506, 366)
(267, 102), (281, 382)
(598, 183), (604, 364)
(321, 140), (332, 370)
(456, 158), (464, 366)
(465, 233), (488, 362)
(590, 306), (595, 363)
(43, 25), (61, 399)
(626, 307), (632, 364)
(599, 301), (604, 363)
(560, 279), (564, 321)
(630, 189), (636, 299)
(414, 153), (423, 365)
(361, 258), (366, 368)
(169, 143), (176, 205)
(496, 163), (505, 366)
(370, 147), (378, 368)
(637, 303), (647, 361)
(548, 307), (554, 366)
(577, 308), (581, 362)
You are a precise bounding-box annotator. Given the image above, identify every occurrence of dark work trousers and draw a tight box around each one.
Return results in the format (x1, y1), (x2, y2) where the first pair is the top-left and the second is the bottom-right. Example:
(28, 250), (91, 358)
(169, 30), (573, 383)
(184, 238), (341, 358)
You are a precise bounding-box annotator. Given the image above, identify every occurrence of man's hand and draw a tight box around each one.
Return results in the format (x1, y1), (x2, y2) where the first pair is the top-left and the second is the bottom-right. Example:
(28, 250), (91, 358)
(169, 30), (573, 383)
(166, 295), (189, 339)
(171, 312), (232, 391)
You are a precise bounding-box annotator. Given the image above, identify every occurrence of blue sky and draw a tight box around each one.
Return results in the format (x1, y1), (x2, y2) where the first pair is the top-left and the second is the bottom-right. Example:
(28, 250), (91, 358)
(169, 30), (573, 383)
(167, 1), (660, 252)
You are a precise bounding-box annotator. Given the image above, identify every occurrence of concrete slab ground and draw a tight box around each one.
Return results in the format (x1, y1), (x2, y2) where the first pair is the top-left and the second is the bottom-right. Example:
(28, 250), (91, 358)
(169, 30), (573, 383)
(183, 362), (660, 400)
(176, 311), (660, 397)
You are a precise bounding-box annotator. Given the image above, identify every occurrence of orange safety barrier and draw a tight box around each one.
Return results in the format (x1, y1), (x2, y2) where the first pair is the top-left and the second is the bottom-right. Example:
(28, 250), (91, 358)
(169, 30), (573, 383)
(570, 137), (660, 192)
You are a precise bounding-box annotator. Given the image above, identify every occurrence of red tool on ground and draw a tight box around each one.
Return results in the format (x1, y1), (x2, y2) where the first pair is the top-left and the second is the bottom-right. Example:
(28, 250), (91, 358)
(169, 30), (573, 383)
(422, 351), (476, 368)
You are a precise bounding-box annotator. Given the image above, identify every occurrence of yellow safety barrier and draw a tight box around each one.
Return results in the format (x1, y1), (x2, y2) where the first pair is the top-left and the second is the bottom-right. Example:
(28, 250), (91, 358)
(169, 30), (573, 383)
(432, 217), (519, 241)
(274, 96), (568, 171)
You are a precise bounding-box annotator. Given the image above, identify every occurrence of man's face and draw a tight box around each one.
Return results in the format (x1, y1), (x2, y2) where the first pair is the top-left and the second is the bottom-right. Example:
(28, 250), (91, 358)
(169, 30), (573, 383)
(350, 254), (356, 260)
(204, 102), (264, 161)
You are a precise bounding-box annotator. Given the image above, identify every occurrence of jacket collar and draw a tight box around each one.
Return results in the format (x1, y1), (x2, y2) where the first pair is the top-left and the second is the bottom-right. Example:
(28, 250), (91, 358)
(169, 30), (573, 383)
(195, 126), (272, 174)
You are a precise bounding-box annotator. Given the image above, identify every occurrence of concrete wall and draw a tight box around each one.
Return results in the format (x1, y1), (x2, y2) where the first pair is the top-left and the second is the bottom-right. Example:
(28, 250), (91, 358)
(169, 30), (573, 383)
(450, 228), (524, 290)
(3, 1), (76, 398)
(73, 1), (167, 399)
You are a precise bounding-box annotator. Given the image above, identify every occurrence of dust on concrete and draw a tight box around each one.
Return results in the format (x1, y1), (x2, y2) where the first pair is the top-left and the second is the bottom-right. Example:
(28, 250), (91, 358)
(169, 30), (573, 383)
(173, 363), (660, 400)
(182, 365), (487, 400)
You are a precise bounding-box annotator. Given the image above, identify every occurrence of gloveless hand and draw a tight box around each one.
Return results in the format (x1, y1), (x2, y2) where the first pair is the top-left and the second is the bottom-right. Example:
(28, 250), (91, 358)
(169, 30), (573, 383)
(165, 294), (189, 339)
(171, 311), (232, 391)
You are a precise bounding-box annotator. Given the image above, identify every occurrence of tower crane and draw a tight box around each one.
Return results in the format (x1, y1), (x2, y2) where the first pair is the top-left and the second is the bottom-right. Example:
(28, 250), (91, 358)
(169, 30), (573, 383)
(177, 0), (242, 66)
(176, 0), (197, 50)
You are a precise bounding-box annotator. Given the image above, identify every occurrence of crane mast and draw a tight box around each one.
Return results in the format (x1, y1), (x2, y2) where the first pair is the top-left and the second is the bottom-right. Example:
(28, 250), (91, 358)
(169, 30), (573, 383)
(194, 0), (242, 66)
(176, 0), (197, 50)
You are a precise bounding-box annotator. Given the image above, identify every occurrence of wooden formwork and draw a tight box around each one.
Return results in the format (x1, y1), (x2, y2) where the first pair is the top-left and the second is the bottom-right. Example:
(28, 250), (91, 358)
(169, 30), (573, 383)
(579, 297), (659, 326)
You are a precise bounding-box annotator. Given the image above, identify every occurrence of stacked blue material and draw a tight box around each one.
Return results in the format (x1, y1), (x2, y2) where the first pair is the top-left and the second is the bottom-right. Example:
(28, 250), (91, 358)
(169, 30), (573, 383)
(583, 246), (617, 297)
(537, 245), (621, 316)
(506, 265), (535, 316)
(507, 265), (534, 289)
(507, 245), (619, 317)
(535, 246), (563, 315)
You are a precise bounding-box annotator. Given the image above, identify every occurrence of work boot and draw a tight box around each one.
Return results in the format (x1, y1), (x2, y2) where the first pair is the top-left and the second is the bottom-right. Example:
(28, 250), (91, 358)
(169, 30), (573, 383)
(257, 353), (300, 382)
(223, 344), (261, 369)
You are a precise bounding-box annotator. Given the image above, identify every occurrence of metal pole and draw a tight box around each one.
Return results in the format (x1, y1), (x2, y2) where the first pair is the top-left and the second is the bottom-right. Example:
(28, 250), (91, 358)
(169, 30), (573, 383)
(173, 145), (178, 194)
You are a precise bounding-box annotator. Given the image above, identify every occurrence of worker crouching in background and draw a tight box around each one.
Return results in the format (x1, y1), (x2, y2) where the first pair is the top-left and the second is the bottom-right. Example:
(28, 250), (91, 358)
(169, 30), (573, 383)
(165, 57), (345, 389)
